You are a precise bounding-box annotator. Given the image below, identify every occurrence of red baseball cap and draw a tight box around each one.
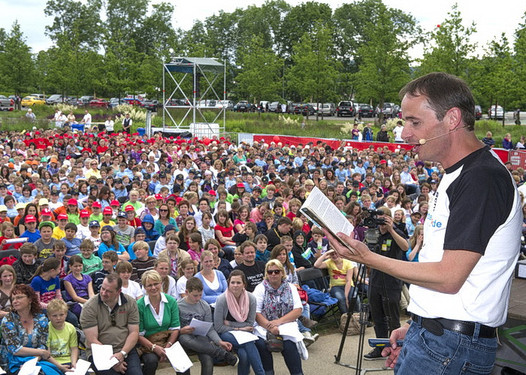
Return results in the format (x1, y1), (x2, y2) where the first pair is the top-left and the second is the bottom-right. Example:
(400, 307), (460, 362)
(110, 200), (121, 207)
(40, 208), (52, 216)
(57, 213), (68, 221)
(92, 202), (101, 208)
(237, 183), (245, 188)
(155, 194), (163, 200)
(125, 205), (135, 212)
(67, 198), (78, 206)
(208, 190), (217, 196)
(25, 215), (37, 223)
(80, 209), (90, 218)
(103, 207), (113, 215)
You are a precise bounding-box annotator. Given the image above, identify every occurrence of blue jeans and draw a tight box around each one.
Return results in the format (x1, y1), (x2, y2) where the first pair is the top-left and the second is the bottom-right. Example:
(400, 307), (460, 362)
(255, 337), (303, 375)
(220, 331), (265, 375)
(395, 321), (497, 374)
(330, 285), (358, 314)
(90, 348), (142, 375)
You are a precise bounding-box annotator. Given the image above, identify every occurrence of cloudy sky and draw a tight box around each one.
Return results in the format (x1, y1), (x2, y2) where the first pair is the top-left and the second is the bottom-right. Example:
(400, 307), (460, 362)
(1, 0), (525, 57)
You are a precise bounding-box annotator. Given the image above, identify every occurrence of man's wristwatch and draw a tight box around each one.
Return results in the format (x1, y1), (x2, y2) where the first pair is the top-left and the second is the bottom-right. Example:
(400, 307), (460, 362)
(120, 350), (128, 359)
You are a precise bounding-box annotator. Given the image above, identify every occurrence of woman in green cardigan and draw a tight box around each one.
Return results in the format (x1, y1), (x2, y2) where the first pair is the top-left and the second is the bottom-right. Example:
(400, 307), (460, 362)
(137, 270), (189, 375)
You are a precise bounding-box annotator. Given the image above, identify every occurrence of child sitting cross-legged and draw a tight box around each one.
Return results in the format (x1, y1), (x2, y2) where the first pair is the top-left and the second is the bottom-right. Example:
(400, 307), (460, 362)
(46, 299), (79, 374)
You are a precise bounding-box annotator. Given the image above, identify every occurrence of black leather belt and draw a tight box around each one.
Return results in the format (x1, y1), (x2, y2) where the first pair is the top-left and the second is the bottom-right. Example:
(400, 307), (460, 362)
(411, 313), (496, 339)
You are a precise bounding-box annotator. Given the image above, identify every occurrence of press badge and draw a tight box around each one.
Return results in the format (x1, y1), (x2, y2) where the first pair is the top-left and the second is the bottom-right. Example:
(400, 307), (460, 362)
(381, 239), (392, 252)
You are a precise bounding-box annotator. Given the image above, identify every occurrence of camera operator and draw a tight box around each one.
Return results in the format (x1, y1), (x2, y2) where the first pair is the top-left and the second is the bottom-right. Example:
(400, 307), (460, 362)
(364, 207), (408, 360)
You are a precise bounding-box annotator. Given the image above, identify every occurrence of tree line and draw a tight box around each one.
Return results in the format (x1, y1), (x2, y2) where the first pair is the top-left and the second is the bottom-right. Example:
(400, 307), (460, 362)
(1, 0), (526, 112)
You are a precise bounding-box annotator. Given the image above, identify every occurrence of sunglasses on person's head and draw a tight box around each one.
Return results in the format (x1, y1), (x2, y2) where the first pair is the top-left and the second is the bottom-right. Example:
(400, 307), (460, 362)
(110, 311), (117, 326)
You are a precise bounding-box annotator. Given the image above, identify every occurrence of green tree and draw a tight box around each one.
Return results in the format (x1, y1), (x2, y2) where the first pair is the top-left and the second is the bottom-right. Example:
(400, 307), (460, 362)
(514, 12), (526, 108)
(353, 2), (414, 121)
(277, 1), (333, 58)
(418, 3), (476, 79)
(474, 35), (518, 120)
(236, 35), (283, 103)
(286, 24), (340, 108)
(0, 22), (34, 95)
(44, 0), (102, 50)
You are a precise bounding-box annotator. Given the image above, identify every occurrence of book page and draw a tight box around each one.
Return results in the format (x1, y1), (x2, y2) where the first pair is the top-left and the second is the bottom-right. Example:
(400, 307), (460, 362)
(300, 187), (354, 238)
(91, 344), (119, 371)
(190, 318), (213, 336)
(165, 342), (193, 373)
(229, 330), (258, 345)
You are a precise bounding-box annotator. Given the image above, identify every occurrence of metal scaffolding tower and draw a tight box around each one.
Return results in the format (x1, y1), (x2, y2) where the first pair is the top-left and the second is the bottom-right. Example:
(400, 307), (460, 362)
(156, 57), (226, 138)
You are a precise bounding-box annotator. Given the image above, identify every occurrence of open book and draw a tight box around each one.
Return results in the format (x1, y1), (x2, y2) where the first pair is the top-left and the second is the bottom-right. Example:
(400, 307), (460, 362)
(300, 186), (354, 249)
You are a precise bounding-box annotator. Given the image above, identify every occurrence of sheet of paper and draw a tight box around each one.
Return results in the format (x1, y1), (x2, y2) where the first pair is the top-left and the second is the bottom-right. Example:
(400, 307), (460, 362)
(278, 322), (304, 342)
(91, 344), (119, 371)
(165, 342), (193, 373)
(18, 358), (40, 375)
(68, 359), (92, 375)
(190, 318), (213, 336)
(230, 330), (259, 345)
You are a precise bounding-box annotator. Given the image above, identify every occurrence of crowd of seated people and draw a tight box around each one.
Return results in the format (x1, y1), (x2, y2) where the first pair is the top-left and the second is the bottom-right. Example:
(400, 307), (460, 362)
(0, 125), (522, 374)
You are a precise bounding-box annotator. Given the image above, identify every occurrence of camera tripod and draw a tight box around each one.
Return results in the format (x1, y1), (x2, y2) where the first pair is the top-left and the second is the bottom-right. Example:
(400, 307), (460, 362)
(333, 262), (390, 374)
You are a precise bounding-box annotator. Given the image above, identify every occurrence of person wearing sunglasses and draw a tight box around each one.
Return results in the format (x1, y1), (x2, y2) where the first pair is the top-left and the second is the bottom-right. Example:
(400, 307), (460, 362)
(80, 273), (142, 375)
(253, 259), (304, 375)
(154, 203), (177, 236)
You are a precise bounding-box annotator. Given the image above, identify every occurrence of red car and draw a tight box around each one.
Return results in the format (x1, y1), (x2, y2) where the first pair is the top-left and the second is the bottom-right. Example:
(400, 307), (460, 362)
(89, 99), (108, 108)
(123, 98), (143, 106)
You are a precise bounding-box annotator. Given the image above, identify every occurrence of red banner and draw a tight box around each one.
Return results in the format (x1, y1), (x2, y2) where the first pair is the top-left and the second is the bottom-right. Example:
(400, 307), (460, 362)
(252, 134), (413, 153)
(252, 134), (510, 165)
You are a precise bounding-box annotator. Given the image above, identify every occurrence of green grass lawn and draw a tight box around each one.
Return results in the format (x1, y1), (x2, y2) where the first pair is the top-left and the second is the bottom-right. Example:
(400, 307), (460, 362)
(1, 108), (524, 146)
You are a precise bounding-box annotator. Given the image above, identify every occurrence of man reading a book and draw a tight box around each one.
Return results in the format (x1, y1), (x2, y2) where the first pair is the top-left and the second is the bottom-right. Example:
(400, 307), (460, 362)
(325, 72), (521, 375)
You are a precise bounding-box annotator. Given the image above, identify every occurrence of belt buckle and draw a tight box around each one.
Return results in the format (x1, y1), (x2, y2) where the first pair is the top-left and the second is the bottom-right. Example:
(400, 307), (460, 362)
(424, 318), (444, 336)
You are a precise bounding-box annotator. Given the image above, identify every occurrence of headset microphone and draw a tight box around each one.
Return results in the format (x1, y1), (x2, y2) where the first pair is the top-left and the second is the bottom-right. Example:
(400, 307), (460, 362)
(418, 127), (461, 145)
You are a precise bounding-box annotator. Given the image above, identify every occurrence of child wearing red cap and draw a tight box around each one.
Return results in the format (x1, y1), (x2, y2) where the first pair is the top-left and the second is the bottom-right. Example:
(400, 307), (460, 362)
(89, 201), (103, 222)
(66, 198), (80, 225)
(52, 214), (69, 240)
(77, 209), (91, 239)
(99, 206), (115, 227)
(20, 215), (41, 243)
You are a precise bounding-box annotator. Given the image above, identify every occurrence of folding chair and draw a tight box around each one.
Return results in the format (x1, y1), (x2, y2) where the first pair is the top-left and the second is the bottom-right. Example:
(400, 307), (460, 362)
(297, 267), (340, 326)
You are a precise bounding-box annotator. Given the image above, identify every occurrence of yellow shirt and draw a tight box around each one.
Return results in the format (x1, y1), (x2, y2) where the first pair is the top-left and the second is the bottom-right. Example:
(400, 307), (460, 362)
(325, 258), (355, 288)
(52, 226), (66, 240)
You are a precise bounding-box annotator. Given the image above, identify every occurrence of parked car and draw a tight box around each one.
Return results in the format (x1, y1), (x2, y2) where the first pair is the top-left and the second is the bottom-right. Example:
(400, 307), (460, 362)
(475, 105), (482, 120)
(65, 96), (78, 105)
(46, 94), (63, 105)
(268, 102), (281, 112)
(336, 101), (355, 117)
(489, 105), (504, 120)
(381, 102), (397, 118)
(357, 104), (375, 118)
(89, 99), (108, 108)
(77, 96), (94, 106)
(0, 95), (14, 111)
(293, 103), (315, 116)
(21, 96), (46, 107)
(217, 100), (234, 110)
(319, 103), (336, 116)
(123, 98), (143, 106)
(142, 99), (159, 111)
(30, 94), (45, 101)
(234, 101), (251, 112)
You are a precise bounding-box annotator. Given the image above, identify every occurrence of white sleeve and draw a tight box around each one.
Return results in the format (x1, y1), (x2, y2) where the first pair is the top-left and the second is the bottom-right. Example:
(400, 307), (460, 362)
(253, 283), (265, 313)
(290, 283), (302, 309)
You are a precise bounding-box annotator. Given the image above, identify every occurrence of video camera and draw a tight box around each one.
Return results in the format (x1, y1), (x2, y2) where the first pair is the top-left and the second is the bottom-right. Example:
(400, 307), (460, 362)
(362, 209), (386, 228)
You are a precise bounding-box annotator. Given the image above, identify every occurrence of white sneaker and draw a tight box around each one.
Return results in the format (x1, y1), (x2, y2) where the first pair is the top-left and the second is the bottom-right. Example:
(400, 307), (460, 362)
(303, 331), (315, 347)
